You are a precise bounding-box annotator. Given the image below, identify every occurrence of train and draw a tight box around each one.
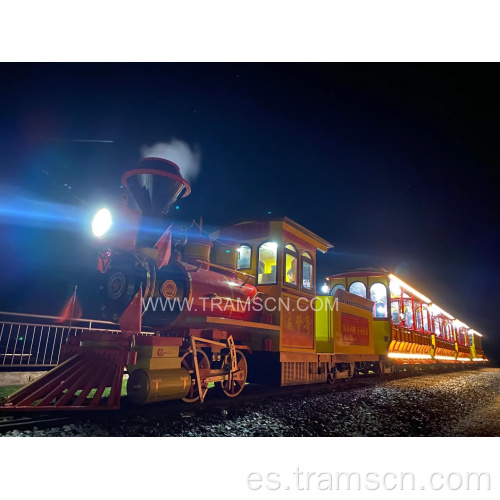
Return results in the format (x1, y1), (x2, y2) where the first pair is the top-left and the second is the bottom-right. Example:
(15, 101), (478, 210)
(0, 157), (487, 411)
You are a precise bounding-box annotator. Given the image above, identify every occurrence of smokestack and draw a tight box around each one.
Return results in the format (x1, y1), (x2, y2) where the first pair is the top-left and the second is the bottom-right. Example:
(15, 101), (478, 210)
(121, 157), (191, 247)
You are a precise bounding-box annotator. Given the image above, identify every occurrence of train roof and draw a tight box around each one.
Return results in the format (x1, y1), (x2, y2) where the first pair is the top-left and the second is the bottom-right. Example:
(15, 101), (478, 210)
(327, 268), (484, 337)
(212, 216), (334, 253)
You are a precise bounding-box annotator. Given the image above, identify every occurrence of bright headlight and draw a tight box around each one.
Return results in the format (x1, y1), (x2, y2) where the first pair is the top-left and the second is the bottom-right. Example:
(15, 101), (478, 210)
(92, 208), (112, 237)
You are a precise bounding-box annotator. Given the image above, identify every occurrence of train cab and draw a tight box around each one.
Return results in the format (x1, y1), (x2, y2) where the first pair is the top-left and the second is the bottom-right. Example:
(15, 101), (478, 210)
(212, 217), (332, 357)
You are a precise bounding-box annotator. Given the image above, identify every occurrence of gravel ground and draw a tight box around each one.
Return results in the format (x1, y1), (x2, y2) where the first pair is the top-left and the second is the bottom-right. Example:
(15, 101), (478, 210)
(2, 367), (500, 437)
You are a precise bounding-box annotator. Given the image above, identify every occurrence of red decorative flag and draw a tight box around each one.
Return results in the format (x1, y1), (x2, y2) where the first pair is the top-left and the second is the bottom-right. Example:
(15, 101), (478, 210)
(55, 289), (82, 324)
(156, 224), (173, 269)
(119, 287), (142, 338)
(97, 251), (111, 273)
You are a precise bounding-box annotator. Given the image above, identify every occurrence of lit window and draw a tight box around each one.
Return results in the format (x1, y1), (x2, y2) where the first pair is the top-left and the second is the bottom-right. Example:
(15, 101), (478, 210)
(283, 244), (298, 286)
(391, 300), (400, 324)
(349, 281), (366, 298)
(257, 242), (278, 285)
(330, 284), (345, 296)
(446, 322), (453, 341)
(389, 280), (401, 298)
(237, 245), (252, 270)
(434, 317), (441, 335)
(301, 252), (314, 291)
(370, 283), (388, 318)
(422, 304), (429, 331)
(415, 306), (422, 329)
(404, 302), (413, 328)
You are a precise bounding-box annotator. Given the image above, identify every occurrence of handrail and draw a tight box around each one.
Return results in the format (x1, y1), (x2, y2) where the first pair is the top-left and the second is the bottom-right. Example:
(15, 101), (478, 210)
(0, 311), (116, 325)
(0, 311), (154, 332)
(0, 314), (154, 368)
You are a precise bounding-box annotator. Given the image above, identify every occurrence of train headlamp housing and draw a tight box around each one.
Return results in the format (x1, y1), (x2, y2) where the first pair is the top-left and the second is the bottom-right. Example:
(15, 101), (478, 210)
(92, 208), (112, 238)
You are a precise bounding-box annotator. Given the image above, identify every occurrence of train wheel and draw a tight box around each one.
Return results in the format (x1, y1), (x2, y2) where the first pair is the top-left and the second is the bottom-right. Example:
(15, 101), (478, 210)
(344, 362), (355, 382)
(327, 365), (336, 384)
(336, 362), (354, 382)
(181, 349), (210, 403)
(220, 351), (248, 398)
(357, 362), (369, 375)
(378, 360), (394, 377)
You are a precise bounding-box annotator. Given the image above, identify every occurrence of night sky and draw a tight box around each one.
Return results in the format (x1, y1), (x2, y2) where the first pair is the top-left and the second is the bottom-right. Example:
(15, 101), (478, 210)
(0, 64), (498, 360)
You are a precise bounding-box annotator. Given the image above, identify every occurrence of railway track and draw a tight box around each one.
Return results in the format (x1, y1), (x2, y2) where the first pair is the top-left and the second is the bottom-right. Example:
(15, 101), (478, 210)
(0, 415), (71, 434)
(0, 367), (481, 435)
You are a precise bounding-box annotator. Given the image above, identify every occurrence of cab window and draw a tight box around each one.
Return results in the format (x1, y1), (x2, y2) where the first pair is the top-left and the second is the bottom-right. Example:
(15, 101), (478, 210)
(237, 244), (252, 270)
(349, 281), (366, 298)
(257, 242), (278, 285)
(283, 244), (298, 286)
(301, 252), (314, 291)
(370, 283), (388, 318)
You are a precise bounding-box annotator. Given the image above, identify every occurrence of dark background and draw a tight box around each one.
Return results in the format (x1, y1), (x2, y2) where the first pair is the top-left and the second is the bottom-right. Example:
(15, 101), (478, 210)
(0, 64), (498, 361)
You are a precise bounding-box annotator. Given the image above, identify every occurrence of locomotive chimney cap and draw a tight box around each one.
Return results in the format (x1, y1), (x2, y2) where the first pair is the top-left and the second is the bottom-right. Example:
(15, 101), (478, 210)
(121, 157), (191, 197)
(121, 157), (192, 218)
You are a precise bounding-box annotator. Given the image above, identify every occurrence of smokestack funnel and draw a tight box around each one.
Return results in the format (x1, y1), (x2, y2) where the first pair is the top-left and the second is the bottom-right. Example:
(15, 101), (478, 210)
(122, 157), (191, 247)
(122, 157), (191, 217)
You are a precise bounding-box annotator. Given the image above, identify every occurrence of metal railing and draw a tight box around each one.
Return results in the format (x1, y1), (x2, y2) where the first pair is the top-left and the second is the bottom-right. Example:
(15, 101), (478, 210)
(0, 311), (153, 368)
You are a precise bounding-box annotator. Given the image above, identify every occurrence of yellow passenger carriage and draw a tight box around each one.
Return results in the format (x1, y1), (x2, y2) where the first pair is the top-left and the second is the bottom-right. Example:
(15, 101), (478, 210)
(324, 269), (487, 369)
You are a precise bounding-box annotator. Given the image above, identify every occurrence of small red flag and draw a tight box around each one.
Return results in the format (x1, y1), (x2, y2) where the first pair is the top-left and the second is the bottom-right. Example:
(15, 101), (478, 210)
(156, 224), (173, 269)
(55, 290), (82, 324)
(97, 251), (111, 273)
(119, 287), (142, 338)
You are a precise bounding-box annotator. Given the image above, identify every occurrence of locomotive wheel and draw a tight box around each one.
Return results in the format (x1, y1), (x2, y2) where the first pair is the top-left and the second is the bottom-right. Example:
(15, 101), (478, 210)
(181, 349), (211, 403)
(219, 350), (248, 398)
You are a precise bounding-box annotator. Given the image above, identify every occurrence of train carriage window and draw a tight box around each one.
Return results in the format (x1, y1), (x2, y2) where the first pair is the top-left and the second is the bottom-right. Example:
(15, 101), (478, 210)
(404, 302), (414, 328)
(283, 244), (298, 286)
(301, 252), (314, 291)
(349, 281), (366, 298)
(422, 304), (429, 331)
(415, 305), (422, 329)
(389, 280), (401, 298)
(330, 284), (345, 295)
(446, 322), (453, 342)
(391, 300), (401, 324)
(434, 317), (442, 336)
(237, 244), (252, 270)
(370, 283), (388, 318)
(257, 242), (278, 285)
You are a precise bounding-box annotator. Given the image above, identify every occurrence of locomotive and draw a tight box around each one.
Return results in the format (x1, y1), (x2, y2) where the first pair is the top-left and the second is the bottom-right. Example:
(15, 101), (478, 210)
(0, 157), (487, 411)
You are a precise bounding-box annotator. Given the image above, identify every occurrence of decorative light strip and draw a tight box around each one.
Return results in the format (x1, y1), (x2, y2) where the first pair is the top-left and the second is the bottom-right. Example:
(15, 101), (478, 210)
(434, 355), (456, 361)
(453, 318), (469, 329)
(389, 274), (432, 303)
(388, 352), (432, 359)
(469, 329), (483, 337)
(473, 358), (487, 362)
(430, 303), (455, 320)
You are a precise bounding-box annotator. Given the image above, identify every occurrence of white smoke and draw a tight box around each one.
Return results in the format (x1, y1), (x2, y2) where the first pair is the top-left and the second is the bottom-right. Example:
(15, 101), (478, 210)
(140, 138), (201, 181)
